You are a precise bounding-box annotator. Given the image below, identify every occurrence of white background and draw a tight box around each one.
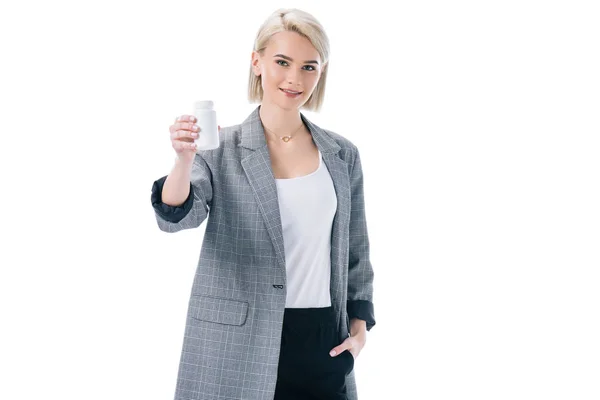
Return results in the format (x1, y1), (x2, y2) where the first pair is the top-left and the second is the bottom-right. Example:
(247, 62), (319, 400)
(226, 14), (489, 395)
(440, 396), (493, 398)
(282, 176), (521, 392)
(1, 1), (599, 399)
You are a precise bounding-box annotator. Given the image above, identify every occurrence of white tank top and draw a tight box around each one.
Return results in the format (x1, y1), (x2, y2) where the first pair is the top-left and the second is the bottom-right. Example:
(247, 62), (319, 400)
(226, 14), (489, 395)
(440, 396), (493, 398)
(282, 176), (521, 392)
(275, 150), (337, 308)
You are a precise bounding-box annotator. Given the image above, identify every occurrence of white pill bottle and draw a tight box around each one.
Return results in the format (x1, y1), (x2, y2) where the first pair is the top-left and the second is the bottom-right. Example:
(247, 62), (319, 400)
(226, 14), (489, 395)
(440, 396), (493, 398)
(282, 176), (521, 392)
(193, 100), (220, 151)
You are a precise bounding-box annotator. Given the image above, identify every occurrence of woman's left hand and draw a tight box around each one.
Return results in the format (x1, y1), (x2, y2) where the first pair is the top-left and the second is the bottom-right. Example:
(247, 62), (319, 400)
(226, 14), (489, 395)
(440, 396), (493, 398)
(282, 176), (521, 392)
(329, 320), (367, 360)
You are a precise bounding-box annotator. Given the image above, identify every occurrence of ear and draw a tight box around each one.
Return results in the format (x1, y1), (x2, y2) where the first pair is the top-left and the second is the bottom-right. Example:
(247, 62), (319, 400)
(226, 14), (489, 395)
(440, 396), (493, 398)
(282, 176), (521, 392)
(251, 51), (261, 77)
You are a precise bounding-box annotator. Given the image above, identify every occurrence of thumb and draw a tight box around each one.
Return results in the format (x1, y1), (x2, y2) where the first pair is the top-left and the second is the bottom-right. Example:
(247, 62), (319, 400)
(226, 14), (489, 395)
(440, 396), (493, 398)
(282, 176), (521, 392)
(330, 339), (351, 357)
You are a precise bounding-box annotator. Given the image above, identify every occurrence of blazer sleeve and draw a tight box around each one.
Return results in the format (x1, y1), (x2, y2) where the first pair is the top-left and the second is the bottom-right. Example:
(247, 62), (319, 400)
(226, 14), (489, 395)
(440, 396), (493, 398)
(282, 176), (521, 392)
(150, 154), (213, 233)
(346, 147), (376, 331)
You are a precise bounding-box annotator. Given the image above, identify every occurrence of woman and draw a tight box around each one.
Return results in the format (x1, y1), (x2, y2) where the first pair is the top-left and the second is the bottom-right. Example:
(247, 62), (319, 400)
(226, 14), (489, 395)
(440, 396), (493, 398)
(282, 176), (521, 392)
(151, 8), (375, 400)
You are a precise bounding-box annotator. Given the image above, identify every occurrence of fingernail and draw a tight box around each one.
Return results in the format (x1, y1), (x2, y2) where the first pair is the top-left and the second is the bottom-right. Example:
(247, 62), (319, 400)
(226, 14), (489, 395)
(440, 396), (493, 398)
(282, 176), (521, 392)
(330, 350), (336, 357)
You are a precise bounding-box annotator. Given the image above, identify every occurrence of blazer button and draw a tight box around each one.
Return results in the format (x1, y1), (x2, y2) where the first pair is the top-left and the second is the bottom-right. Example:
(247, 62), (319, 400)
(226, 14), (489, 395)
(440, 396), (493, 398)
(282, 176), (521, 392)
(273, 284), (284, 289)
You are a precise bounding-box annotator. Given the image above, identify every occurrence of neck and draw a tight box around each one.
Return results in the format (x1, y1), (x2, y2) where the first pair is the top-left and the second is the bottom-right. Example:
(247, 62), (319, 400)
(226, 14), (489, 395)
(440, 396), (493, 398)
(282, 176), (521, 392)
(258, 102), (304, 138)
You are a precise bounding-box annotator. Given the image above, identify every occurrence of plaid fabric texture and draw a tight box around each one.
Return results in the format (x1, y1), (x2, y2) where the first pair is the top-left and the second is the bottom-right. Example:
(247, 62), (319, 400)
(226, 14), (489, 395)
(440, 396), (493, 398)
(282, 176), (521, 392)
(151, 105), (375, 400)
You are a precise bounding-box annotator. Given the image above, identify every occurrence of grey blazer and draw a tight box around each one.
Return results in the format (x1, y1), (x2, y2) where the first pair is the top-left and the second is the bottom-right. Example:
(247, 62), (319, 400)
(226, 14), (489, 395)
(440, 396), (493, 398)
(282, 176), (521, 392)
(151, 105), (375, 400)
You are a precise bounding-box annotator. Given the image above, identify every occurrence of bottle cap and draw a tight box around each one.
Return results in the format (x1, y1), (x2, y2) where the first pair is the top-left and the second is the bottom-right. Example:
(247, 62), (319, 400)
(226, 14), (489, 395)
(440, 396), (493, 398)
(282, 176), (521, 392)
(194, 100), (214, 110)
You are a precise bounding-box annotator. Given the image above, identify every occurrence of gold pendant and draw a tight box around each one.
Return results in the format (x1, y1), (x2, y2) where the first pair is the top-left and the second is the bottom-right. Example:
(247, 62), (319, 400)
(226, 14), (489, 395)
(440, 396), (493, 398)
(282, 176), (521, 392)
(282, 136), (291, 142)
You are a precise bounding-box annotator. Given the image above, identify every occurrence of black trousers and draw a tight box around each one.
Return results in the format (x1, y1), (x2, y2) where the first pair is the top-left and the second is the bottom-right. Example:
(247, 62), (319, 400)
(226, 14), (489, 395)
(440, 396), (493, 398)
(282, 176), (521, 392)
(274, 306), (355, 400)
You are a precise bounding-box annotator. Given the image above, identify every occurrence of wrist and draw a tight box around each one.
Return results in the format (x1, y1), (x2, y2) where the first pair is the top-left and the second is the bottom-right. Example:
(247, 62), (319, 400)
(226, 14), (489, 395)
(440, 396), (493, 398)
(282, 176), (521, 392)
(174, 154), (195, 169)
(350, 318), (367, 335)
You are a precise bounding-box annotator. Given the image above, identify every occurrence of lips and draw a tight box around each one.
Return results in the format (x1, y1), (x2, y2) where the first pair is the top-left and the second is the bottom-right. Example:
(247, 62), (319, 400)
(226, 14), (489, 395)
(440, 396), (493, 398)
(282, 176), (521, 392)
(280, 88), (302, 95)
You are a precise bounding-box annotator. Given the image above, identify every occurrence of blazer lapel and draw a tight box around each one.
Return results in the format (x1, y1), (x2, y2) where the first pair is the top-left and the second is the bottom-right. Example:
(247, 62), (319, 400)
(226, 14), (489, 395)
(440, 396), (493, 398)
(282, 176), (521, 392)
(239, 105), (350, 290)
(241, 145), (287, 281)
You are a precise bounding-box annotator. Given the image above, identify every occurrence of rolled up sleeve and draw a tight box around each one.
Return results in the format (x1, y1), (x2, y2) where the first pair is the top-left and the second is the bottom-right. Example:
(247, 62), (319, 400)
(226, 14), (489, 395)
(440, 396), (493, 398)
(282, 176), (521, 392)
(150, 154), (213, 233)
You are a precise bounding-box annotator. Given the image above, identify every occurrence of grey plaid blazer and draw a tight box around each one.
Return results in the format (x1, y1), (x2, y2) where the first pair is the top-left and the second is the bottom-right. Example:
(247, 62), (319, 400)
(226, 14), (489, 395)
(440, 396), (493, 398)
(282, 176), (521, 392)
(151, 105), (375, 400)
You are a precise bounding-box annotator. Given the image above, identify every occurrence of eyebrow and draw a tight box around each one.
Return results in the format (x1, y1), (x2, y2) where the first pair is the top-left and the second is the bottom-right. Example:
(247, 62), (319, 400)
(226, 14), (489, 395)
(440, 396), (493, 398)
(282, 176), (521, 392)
(273, 54), (319, 65)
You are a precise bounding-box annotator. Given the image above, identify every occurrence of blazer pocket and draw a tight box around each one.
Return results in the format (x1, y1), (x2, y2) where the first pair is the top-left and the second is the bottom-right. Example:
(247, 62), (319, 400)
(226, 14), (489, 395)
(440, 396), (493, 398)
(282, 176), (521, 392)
(189, 294), (249, 326)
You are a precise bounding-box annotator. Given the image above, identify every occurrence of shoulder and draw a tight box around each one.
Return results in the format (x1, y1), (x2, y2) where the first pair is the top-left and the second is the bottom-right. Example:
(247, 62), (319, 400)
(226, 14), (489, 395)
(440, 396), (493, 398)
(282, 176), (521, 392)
(319, 127), (361, 172)
(321, 128), (359, 154)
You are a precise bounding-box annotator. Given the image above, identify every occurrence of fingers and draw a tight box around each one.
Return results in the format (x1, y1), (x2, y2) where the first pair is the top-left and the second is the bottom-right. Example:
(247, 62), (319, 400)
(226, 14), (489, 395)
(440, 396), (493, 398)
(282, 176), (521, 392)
(170, 115), (200, 142)
(329, 337), (356, 357)
(170, 114), (197, 133)
(330, 344), (350, 357)
(171, 128), (199, 141)
(174, 115), (196, 123)
(169, 121), (199, 134)
(173, 138), (197, 152)
(169, 115), (222, 155)
(170, 115), (199, 154)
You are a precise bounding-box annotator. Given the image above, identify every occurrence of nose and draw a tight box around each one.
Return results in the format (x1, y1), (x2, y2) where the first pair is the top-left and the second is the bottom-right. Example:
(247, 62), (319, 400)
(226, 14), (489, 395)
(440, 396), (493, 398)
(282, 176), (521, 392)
(286, 71), (302, 86)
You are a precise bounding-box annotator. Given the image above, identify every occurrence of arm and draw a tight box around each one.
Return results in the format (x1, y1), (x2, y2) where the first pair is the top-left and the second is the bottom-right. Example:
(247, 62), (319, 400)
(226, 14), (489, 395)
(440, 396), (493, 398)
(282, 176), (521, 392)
(150, 154), (213, 233)
(346, 147), (376, 332)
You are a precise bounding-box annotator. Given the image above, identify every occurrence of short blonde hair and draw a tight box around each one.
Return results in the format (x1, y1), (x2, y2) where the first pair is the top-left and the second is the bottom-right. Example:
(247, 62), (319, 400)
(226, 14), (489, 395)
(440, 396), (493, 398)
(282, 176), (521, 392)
(248, 8), (331, 112)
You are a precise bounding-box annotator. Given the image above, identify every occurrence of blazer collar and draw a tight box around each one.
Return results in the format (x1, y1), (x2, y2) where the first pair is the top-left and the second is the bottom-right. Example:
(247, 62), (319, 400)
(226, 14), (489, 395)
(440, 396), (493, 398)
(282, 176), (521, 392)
(239, 105), (341, 154)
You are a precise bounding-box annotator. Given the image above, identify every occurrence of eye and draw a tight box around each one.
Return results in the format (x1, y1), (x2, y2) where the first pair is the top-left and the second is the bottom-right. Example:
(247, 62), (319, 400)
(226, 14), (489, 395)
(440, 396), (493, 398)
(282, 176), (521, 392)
(276, 60), (316, 71)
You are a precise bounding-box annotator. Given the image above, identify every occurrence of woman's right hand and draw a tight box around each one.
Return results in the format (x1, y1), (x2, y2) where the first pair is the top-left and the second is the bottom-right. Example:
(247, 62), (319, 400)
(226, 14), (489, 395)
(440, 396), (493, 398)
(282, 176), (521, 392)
(169, 115), (220, 164)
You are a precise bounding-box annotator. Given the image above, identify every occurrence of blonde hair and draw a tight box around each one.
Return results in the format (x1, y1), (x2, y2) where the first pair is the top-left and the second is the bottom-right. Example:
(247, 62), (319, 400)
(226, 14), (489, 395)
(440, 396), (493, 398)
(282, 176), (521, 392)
(247, 8), (331, 112)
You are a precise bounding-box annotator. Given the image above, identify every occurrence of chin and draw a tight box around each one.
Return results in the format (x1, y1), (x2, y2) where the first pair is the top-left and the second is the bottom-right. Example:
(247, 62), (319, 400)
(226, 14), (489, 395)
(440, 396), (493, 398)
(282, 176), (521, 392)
(276, 103), (298, 111)
(263, 93), (305, 111)
(273, 97), (301, 110)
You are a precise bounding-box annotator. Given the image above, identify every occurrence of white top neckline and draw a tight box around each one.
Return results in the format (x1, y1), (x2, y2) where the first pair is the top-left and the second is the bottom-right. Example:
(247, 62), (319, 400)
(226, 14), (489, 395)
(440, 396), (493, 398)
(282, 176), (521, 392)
(275, 150), (322, 182)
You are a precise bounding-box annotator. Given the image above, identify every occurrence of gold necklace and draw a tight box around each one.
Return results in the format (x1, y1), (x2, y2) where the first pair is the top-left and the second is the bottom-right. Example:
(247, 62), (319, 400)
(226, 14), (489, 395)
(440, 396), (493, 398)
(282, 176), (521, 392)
(264, 122), (304, 143)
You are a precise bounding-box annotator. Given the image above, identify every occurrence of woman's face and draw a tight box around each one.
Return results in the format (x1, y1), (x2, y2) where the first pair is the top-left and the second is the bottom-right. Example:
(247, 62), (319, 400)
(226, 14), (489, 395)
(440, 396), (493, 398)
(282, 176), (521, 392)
(252, 31), (323, 110)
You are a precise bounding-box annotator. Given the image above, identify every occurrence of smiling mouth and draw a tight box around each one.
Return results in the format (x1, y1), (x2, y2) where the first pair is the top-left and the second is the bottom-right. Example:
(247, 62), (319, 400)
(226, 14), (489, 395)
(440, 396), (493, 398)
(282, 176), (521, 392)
(280, 88), (303, 95)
